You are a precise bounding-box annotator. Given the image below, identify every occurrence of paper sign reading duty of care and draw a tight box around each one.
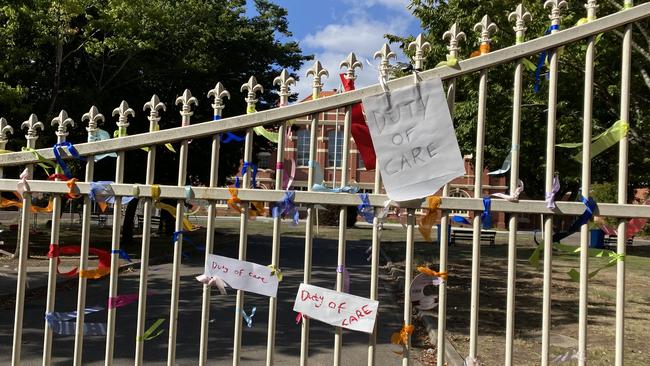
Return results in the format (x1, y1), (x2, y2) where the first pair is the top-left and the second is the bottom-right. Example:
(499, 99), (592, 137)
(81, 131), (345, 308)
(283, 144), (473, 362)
(204, 254), (279, 298)
(362, 78), (465, 201)
(293, 283), (379, 334)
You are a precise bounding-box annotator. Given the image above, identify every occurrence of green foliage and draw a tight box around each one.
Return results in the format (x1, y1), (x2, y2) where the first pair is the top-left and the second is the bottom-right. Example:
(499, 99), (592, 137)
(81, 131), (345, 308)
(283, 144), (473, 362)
(0, 0), (310, 184)
(390, 0), (650, 197)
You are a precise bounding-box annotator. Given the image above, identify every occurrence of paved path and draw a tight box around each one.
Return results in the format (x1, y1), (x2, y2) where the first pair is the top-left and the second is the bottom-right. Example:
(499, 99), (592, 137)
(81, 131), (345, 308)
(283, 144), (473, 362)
(0, 230), (416, 365)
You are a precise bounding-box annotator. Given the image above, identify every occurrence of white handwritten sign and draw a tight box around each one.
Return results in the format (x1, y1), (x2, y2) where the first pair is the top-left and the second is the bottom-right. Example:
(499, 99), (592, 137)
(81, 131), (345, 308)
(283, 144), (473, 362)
(362, 78), (465, 201)
(204, 254), (279, 298)
(293, 283), (379, 334)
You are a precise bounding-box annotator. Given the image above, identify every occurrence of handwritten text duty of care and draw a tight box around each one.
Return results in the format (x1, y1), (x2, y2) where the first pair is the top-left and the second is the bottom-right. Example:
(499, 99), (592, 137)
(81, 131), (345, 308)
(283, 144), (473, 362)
(204, 254), (279, 298)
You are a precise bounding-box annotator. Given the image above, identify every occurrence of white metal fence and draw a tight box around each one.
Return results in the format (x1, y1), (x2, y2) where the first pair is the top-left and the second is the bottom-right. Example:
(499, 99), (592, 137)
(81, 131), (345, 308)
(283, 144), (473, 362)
(2, 1), (650, 365)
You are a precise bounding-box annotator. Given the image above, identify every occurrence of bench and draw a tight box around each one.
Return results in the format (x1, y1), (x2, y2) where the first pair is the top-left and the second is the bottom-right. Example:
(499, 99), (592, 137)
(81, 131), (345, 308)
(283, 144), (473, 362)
(137, 214), (161, 229)
(450, 228), (497, 246)
(604, 235), (633, 248)
(91, 213), (108, 228)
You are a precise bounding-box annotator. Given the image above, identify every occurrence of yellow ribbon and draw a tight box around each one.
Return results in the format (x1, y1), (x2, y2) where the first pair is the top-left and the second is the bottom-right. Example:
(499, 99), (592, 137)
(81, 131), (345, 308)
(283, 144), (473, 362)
(141, 125), (176, 153)
(390, 324), (414, 346)
(418, 196), (442, 242)
(22, 147), (58, 174)
(247, 105), (279, 143)
(435, 55), (458, 68)
(79, 267), (110, 279)
(267, 265), (283, 281)
(416, 266), (448, 281)
(227, 187), (243, 213)
(557, 120), (628, 161)
(151, 185), (161, 201)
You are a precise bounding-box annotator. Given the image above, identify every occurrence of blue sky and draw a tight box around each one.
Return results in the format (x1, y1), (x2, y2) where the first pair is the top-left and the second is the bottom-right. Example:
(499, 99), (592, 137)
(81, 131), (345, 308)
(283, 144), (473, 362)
(246, 0), (422, 99)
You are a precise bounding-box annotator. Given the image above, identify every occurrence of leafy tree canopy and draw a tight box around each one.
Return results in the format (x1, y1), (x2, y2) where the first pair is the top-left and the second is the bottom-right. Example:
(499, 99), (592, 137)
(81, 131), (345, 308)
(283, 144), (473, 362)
(390, 0), (649, 200)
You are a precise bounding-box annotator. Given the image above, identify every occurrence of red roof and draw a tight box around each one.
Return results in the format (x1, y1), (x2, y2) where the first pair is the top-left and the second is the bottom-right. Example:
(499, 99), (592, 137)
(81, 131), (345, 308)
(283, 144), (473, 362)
(299, 90), (338, 102)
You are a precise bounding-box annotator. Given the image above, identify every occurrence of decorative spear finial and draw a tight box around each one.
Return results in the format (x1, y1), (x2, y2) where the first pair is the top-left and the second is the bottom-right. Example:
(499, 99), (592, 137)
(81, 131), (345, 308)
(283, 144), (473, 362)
(82, 106), (105, 134)
(51, 110), (74, 138)
(176, 89), (198, 118)
(509, 4), (532, 44)
(442, 23), (466, 58)
(474, 14), (499, 55)
(408, 33), (431, 70)
(340, 52), (363, 80)
(544, 0), (568, 25)
(207, 83), (230, 118)
(0, 117), (14, 144)
(21, 114), (44, 141)
(306, 60), (329, 99)
(240, 76), (264, 106)
(585, 0), (598, 20)
(143, 95), (165, 127)
(273, 70), (295, 105)
(110, 101), (133, 137)
(374, 43), (396, 79)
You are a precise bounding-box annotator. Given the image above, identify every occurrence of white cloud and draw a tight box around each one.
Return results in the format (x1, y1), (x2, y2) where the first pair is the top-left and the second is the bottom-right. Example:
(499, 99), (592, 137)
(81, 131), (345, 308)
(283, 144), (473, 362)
(293, 15), (414, 100)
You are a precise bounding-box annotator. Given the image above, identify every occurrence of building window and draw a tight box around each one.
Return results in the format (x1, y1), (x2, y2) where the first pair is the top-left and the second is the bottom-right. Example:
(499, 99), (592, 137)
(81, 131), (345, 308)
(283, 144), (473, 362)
(328, 130), (343, 167)
(257, 152), (271, 169)
(357, 154), (365, 170)
(296, 129), (310, 166)
(450, 188), (470, 216)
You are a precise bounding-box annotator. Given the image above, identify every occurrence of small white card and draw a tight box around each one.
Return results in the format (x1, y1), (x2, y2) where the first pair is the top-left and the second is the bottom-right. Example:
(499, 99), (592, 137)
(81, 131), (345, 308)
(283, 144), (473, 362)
(203, 254), (279, 297)
(293, 283), (379, 334)
(362, 78), (465, 201)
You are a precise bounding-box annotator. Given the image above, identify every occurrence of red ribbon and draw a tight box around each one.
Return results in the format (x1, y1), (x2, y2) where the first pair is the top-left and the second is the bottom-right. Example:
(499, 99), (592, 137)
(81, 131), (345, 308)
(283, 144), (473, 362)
(55, 245), (111, 278)
(339, 74), (377, 170)
(47, 244), (59, 258)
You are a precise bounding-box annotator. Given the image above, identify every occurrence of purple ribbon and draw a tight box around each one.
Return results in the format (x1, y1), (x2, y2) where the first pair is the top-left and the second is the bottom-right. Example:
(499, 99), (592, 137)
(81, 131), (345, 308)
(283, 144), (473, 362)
(545, 175), (561, 208)
(272, 191), (299, 225)
(336, 265), (351, 293)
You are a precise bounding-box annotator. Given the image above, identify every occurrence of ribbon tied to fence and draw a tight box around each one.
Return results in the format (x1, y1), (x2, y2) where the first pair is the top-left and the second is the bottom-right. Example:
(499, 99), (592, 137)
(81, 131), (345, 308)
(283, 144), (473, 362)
(545, 175), (560, 209)
(557, 120), (629, 161)
(235, 161), (258, 189)
(417, 266), (448, 281)
(240, 306), (257, 328)
(53, 141), (86, 178)
(492, 179), (524, 202)
(196, 274), (228, 295)
(272, 191), (299, 224)
(418, 195), (442, 242)
(45, 306), (106, 336)
(357, 193), (374, 224)
(534, 24), (560, 93)
(390, 323), (414, 346)
(481, 197), (492, 229)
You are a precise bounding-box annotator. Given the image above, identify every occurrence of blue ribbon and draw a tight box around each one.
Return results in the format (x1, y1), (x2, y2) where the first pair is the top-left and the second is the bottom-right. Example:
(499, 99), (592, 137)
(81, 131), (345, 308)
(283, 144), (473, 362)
(272, 191), (299, 225)
(452, 215), (471, 225)
(89, 181), (114, 203)
(45, 306), (106, 335)
(240, 306), (256, 328)
(215, 114), (245, 143)
(173, 230), (205, 252)
(53, 142), (86, 178)
(312, 184), (359, 194)
(112, 249), (132, 262)
(552, 196), (597, 242)
(358, 193), (374, 224)
(235, 162), (258, 189)
(481, 197), (492, 229)
(534, 24), (560, 93)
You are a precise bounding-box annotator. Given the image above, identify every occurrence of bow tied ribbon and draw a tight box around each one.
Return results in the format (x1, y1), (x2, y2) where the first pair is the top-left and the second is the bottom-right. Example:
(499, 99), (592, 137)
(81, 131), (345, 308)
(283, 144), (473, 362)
(196, 274), (228, 295)
(267, 265), (283, 281)
(16, 168), (30, 198)
(53, 141), (86, 178)
(417, 266), (448, 281)
(235, 162), (258, 189)
(227, 187), (243, 213)
(272, 191), (299, 225)
(534, 24), (561, 93)
(545, 175), (561, 209)
(357, 193), (374, 224)
(418, 195), (442, 242)
(390, 324), (414, 346)
(240, 307), (256, 328)
(481, 197), (492, 229)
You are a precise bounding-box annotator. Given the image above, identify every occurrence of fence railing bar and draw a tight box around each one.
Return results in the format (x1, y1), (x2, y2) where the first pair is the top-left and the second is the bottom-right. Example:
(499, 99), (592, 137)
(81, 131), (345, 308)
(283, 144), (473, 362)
(367, 161), (382, 366)
(1, 4), (649, 169)
(615, 14), (632, 366)
(402, 209), (415, 366)
(134, 123), (158, 365)
(104, 149), (126, 365)
(578, 19), (597, 366)
(72, 157), (95, 365)
(0, 179), (648, 218)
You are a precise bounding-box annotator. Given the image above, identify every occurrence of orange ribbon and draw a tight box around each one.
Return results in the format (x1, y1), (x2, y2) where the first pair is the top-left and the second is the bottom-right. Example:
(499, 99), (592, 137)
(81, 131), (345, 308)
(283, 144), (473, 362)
(470, 43), (491, 58)
(417, 266), (448, 281)
(250, 201), (266, 217)
(227, 187), (243, 213)
(79, 267), (110, 279)
(418, 196), (441, 242)
(0, 196), (54, 213)
(390, 324), (414, 346)
(66, 178), (80, 199)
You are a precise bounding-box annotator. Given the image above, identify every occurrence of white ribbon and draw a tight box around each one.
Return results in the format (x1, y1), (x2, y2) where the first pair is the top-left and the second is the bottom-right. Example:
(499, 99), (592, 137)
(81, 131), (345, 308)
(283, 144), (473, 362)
(16, 168), (30, 198)
(196, 274), (228, 295)
(491, 179), (524, 202)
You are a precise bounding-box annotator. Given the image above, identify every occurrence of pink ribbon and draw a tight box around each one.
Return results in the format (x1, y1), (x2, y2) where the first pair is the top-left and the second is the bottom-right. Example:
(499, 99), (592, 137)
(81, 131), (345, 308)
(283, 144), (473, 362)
(108, 293), (141, 309)
(16, 168), (30, 198)
(196, 274), (227, 295)
(282, 159), (296, 190)
(492, 179), (524, 202)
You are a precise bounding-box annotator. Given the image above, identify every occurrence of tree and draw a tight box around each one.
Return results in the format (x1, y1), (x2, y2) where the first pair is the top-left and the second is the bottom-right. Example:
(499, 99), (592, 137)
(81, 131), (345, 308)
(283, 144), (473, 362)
(389, 0), (649, 199)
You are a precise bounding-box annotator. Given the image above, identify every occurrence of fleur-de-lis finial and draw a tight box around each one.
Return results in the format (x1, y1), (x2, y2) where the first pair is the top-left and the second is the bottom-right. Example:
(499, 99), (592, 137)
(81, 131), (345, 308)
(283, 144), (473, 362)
(544, 0), (568, 25)
(585, 0), (598, 20)
(374, 43), (396, 78)
(176, 89), (198, 118)
(143, 95), (166, 126)
(408, 33), (431, 70)
(51, 110), (75, 137)
(110, 101), (134, 134)
(21, 114), (44, 140)
(474, 15), (498, 44)
(509, 4), (532, 41)
(442, 23), (466, 58)
(273, 70), (295, 105)
(306, 60), (329, 97)
(340, 52), (363, 80)
(0, 117), (14, 143)
(207, 83), (230, 117)
(82, 106), (105, 134)
(241, 76), (264, 105)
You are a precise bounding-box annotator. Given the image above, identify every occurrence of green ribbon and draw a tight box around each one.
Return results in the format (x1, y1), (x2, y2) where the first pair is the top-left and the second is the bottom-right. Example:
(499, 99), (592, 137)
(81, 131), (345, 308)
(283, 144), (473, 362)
(516, 35), (525, 44)
(22, 147), (58, 174)
(247, 105), (279, 143)
(623, 2), (633, 10)
(141, 124), (176, 153)
(138, 318), (165, 341)
(529, 242), (625, 282)
(521, 58), (537, 72)
(557, 120), (628, 161)
(435, 55), (458, 68)
(567, 251), (625, 282)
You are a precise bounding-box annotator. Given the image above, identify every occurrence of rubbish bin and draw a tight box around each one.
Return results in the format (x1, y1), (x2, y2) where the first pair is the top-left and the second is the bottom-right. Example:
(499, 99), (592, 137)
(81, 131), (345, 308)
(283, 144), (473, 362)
(436, 224), (452, 245)
(589, 228), (605, 248)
